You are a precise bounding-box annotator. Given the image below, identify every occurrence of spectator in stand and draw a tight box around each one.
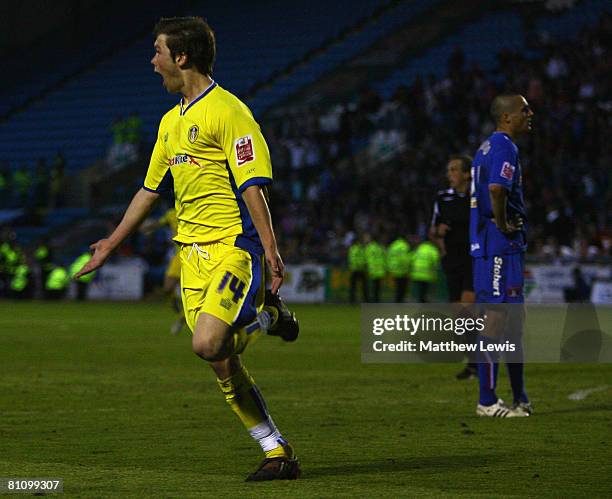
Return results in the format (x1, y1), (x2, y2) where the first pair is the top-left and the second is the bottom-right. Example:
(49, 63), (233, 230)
(125, 112), (143, 147)
(258, 13), (610, 264)
(107, 114), (139, 169)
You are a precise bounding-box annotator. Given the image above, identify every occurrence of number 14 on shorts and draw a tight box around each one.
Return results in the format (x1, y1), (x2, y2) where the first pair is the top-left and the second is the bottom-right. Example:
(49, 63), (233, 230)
(217, 271), (246, 303)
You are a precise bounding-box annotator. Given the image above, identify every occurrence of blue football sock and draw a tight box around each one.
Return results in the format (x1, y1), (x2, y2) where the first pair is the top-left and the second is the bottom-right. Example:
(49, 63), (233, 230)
(506, 338), (528, 403)
(478, 335), (500, 406)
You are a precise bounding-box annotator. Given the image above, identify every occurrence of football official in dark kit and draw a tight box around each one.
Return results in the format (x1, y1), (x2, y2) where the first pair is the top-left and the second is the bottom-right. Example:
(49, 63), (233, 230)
(430, 154), (477, 379)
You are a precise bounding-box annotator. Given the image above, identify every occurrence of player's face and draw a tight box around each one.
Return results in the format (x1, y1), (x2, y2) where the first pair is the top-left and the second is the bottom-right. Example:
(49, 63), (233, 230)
(509, 96), (534, 135)
(151, 35), (183, 93)
(446, 159), (469, 190)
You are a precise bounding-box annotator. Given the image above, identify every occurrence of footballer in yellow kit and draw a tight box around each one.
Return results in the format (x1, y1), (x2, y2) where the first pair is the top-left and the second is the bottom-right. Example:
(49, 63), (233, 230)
(144, 81), (271, 332)
(75, 17), (300, 482)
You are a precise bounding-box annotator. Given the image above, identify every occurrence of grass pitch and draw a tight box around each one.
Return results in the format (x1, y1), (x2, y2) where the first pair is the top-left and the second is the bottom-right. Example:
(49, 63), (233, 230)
(1, 301), (611, 498)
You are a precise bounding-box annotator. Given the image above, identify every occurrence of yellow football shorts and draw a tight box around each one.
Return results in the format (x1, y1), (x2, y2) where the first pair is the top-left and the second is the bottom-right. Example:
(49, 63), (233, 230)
(179, 237), (265, 333)
(165, 251), (181, 280)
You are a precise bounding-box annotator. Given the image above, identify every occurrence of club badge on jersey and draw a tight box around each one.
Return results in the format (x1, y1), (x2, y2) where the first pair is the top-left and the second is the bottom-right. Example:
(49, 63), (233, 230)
(188, 125), (199, 143)
(235, 135), (255, 166)
(500, 162), (515, 181)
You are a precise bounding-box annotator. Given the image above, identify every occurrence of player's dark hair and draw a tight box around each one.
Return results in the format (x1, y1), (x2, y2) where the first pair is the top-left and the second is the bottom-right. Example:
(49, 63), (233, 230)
(448, 154), (472, 174)
(490, 94), (520, 125)
(154, 17), (216, 76)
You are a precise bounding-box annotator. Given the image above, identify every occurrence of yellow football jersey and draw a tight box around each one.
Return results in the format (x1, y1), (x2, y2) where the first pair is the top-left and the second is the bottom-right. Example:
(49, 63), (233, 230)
(144, 81), (272, 252)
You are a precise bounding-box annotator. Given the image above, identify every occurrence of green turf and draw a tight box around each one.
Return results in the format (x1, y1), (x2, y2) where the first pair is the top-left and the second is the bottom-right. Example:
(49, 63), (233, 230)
(1, 301), (611, 498)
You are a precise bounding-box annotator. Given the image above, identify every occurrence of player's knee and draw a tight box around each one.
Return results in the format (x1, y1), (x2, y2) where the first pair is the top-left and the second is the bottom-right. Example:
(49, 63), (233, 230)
(192, 335), (228, 362)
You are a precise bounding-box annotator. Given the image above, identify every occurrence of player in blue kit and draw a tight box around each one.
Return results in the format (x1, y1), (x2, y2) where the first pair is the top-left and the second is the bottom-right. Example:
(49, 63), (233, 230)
(470, 94), (534, 417)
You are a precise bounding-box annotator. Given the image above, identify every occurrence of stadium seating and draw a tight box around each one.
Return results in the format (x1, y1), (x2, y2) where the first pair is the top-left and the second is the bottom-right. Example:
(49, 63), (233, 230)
(0, 2), (172, 118)
(2, 0), (609, 175)
(373, 10), (525, 98)
(374, 0), (612, 98)
(0, 209), (24, 226)
(535, 0), (611, 38)
(0, 0), (384, 173)
(13, 226), (49, 246)
(214, 0), (384, 95)
(43, 208), (89, 229)
(245, 0), (443, 114)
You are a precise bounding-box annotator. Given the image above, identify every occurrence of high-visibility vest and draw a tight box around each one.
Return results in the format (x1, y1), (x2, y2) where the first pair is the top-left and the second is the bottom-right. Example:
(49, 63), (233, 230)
(410, 242), (440, 282)
(11, 264), (29, 291)
(348, 244), (367, 271)
(365, 242), (386, 279)
(70, 253), (96, 283)
(387, 238), (411, 277)
(35, 245), (49, 261)
(46, 267), (70, 291)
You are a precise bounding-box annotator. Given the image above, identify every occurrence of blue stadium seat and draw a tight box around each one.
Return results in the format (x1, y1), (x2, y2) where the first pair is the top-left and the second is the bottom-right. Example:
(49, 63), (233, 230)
(0, 0), (384, 172)
(373, 0), (611, 99)
(245, 0), (443, 115)
(374, 11), (524, 99)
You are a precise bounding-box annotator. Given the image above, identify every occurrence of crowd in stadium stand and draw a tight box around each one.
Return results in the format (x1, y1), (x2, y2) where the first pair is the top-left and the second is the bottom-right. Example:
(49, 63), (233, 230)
(265, 13), (612, 264)
(0, 152), (66, 210)
(1, 12), (610, 273)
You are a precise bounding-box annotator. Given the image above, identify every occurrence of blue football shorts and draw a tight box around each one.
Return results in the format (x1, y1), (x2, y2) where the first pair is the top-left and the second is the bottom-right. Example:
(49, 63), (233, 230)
(473, 253), (524, 304)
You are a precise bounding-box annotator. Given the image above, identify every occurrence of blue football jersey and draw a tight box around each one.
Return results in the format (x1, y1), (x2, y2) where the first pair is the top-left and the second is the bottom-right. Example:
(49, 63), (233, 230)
(469, 132), (527, 257)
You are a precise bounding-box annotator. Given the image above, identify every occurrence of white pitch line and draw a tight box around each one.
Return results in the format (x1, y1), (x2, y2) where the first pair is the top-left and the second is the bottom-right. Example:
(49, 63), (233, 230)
(568, 385), (610, 401)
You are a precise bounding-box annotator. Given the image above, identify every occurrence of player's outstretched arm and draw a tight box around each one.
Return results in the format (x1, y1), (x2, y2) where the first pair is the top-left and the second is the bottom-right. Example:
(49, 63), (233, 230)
(241, 185), (284, 294)
(74, 188), (160, 278)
